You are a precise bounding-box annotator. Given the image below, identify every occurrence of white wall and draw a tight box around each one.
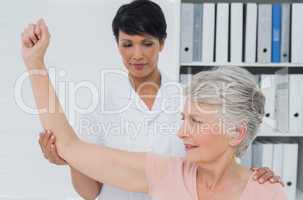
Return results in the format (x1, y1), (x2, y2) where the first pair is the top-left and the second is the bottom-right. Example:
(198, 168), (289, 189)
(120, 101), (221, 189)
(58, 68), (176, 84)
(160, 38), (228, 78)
(0, 0), (181, 199)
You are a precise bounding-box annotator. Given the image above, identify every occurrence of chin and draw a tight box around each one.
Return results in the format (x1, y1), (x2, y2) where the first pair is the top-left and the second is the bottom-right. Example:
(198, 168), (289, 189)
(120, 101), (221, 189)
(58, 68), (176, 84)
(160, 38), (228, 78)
(185, 151), (203, 163)
(131, 71), (150, 78)
(129, 67), (155, 78)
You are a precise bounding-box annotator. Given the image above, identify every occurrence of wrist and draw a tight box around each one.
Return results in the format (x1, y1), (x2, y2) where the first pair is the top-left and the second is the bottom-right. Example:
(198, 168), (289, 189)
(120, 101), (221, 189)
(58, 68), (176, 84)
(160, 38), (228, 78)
(25, 60), (46, 71)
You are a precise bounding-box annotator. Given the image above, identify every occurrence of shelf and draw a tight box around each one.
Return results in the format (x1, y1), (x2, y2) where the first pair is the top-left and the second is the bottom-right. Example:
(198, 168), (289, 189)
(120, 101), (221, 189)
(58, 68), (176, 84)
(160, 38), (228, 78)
(181, 62), (303, 68)
(257, 133), (303, 137)
(257, 123), (303, 137)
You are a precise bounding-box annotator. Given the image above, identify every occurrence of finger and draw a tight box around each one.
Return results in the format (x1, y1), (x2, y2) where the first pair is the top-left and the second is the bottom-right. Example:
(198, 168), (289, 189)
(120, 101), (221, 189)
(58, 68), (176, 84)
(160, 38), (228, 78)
(22, 32), (34, 48)
(279, 179), (285, 187)
(42, 129), (51, 148)
(50, 144), (64, 163)
(258, 171), (274, 184)
(45, 133), (54, 158)
(28, 24), (39, 44)
(270, 176), (285, 187)
(37, 18), (50, 41)
(21, 32), (31, 48)
(253, 168), (268, 181)
(38, 132), (46, 154)
(34, 25), (41, 40)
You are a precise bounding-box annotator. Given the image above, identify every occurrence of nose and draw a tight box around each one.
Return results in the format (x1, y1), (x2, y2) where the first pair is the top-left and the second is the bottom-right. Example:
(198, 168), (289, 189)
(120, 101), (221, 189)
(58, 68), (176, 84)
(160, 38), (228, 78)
(177, 120), (190, 139)
(132, 45), (143, 60)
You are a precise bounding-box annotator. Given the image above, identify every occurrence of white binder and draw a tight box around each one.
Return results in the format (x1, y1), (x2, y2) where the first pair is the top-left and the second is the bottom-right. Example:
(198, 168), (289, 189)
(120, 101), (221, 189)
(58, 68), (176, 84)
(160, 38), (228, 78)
(260, 75), (276, 130)
(289, 74), (303, 133)
(230, 3), (243, 63)
(245, 3), (257, 63)
(298, 142), (303, 192)
(282, 143), (298, 200)
(215, 3), (229, 63)
(275, 69), (289, 133)
(193, 3), (203, 62)
(252, 142), (273, 168)
(202, 3), (215, 63)
(252, 142), (261, 167)
(291, 3), (303, 63)
(181, 3), (194, 63)
(281, 4), (290, 63)
(272, 143), (283, 177)
(261, 142), (274, 168)
(257, 4), (272, 63)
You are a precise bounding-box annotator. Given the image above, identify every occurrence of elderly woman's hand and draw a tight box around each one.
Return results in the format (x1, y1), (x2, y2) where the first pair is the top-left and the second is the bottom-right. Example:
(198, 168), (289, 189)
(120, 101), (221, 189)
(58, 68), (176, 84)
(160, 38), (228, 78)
(251, 167), (284, 187)
(21, 18), (50, 70)
(38, 130), (67, 165)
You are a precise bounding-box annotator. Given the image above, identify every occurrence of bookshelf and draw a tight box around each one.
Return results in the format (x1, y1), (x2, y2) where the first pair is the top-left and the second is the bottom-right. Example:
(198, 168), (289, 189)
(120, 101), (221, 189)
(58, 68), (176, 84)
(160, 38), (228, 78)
(179, 1), (303, 200)
(181, 62), (303, 68)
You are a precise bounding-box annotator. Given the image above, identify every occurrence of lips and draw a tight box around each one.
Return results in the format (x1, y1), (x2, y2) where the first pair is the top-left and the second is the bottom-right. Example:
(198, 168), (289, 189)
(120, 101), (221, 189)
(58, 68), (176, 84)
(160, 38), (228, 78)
(133, 63), (146, 70)
(184, 144), (199, 151)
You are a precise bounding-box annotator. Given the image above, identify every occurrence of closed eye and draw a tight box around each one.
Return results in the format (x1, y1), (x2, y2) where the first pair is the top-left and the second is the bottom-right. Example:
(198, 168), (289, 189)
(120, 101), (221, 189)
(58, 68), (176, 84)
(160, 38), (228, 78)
(122, 44), (132, 48)
(192, 118), (204, 124)
(143, 43), (153, 47)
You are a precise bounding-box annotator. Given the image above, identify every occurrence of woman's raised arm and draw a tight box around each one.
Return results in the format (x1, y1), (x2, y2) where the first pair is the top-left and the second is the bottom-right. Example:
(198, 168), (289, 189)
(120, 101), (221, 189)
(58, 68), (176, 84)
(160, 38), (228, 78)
(21, 19), (149, 193)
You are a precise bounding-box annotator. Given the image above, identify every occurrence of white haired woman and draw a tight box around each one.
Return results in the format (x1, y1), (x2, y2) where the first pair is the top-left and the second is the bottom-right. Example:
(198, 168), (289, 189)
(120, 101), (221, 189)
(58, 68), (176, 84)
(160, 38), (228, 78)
(23, 60), (286, 199)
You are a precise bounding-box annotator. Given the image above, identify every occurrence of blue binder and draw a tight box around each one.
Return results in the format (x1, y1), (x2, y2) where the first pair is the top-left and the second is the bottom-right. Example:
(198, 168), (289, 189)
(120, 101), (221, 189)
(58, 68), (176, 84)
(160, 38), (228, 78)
(272, 4), (281, 63)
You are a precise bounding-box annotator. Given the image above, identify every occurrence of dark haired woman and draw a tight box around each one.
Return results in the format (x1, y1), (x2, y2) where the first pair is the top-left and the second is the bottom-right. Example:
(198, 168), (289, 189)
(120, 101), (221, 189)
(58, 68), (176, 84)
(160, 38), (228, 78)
(21, 0), (282, 199)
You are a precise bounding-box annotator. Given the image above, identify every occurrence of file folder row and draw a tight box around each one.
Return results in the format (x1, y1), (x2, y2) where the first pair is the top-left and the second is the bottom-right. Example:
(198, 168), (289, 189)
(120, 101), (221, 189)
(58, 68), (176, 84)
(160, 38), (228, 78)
(181, 3), (303, 64)
(259, 74), (303, 134)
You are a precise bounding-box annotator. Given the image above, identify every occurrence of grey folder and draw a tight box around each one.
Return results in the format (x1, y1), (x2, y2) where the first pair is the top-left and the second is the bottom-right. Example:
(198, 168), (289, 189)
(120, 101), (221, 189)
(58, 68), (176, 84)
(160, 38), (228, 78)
(257, 4), (272, 63)
(281, 4), (290, 63)
(193, 3), (203, 62)
(181, 3), (194, 63)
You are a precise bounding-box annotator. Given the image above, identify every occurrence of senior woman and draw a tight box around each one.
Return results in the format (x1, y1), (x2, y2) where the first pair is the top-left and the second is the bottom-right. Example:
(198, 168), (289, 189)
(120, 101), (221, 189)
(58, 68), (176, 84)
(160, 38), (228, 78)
(21, 0), (282, 199)
(22, 61), (286, 199)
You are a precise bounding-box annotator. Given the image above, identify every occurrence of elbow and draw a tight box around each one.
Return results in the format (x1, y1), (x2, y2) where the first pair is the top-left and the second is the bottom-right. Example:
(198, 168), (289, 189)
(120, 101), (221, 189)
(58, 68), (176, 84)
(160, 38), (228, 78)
(56, 135), (79, 160)
(76, 189), (100, 200)
(71, 180), (102, 200)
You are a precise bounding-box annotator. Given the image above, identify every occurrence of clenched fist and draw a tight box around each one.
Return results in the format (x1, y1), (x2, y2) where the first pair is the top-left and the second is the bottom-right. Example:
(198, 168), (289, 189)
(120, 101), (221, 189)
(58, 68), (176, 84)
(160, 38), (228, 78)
(21, 18), (50, 70)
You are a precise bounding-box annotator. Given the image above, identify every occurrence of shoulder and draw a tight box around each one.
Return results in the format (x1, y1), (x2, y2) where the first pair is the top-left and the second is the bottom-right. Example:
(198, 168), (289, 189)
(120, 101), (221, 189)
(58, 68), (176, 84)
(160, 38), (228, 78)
(145, 153), (195, 182)
(145, 153), (196, 197)
(245, 174), (287, 200)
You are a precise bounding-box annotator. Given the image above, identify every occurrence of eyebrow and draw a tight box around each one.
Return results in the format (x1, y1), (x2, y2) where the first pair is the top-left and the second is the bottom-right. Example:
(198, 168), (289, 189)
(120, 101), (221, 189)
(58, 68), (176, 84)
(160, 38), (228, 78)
(120, 38), (154, 42)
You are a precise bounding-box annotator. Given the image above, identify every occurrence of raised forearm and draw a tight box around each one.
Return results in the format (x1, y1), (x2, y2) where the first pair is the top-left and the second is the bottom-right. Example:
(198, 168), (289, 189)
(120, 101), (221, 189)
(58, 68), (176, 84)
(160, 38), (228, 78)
(27, 64), (78, 150)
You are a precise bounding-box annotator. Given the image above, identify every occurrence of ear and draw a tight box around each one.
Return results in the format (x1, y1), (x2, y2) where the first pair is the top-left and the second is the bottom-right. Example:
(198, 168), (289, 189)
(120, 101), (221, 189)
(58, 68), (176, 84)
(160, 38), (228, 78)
(228, 121), (247, 147)
(159, 39), (165, 52)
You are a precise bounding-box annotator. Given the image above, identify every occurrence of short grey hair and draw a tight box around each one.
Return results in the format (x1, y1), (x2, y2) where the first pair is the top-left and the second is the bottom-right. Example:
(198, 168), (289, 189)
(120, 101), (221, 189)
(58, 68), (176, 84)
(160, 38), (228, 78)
(184, 66), (265, 157)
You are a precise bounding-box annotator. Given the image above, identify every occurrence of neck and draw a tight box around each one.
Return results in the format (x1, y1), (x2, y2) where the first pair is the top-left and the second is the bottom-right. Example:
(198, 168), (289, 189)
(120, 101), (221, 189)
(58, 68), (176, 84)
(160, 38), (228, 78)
(196, 151), (245, 191)
(128, 68), (161, 92)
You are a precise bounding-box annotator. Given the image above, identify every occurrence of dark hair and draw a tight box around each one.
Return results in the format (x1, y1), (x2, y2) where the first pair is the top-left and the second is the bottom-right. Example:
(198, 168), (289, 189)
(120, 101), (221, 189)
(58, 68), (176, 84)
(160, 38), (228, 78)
(112, 0), (167, 42)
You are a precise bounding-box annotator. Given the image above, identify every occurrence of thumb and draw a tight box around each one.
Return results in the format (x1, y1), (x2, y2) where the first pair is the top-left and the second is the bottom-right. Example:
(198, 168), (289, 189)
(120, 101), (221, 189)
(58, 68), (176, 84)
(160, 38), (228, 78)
(37, 18), (50, 41)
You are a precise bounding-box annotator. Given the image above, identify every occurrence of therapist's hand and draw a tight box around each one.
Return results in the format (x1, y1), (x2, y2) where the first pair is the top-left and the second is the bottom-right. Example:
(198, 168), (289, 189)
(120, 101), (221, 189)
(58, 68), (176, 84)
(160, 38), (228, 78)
(21, 18), (50, 69)
(251, 167), (285, 187)
(39, 130), (67, 165)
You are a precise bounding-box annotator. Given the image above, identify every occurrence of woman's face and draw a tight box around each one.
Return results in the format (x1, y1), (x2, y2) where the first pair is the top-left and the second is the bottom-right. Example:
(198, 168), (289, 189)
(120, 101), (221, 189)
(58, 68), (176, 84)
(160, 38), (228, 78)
(177, 98), (237, 164)
(117, 31), (164, 78)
